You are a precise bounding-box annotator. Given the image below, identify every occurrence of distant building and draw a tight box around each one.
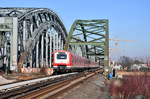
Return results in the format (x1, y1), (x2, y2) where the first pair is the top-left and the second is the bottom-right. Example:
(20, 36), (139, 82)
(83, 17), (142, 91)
(131, 64), (147, 70)
(113, 65), (122, 70)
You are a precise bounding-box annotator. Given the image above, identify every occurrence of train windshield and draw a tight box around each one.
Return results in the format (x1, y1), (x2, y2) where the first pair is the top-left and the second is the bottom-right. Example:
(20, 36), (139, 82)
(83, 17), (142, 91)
(57, 52), (67, 59)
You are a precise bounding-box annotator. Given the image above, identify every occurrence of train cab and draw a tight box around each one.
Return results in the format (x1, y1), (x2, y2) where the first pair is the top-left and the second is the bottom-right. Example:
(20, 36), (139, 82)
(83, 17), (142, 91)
(53, 50), (71, 71)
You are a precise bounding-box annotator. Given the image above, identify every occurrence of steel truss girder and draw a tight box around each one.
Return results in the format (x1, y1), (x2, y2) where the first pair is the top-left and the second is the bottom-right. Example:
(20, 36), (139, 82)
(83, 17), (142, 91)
(0, 8), (67, 71)
(65, 19), (109, 66)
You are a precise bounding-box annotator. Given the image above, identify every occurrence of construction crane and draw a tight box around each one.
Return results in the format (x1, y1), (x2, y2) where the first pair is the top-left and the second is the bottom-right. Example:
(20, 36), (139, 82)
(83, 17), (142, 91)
(109, 38), (135, 69)
(109, 38), (135, 42)
(109, 38), (135, 59)
(109, 38), (135, 46)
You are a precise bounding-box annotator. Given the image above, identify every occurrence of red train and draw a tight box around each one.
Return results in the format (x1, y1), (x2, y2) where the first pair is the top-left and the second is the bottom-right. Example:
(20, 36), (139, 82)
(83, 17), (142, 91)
(52, 50), (99, 72)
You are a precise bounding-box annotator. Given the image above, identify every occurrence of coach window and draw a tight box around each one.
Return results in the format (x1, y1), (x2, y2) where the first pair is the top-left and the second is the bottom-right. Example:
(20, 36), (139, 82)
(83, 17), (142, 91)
(57, 52), (67, 59)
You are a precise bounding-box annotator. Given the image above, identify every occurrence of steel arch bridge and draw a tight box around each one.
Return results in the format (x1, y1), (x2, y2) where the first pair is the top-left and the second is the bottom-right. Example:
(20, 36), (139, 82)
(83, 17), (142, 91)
(0, 8), (67, 72)
(64, 19), (109, 66)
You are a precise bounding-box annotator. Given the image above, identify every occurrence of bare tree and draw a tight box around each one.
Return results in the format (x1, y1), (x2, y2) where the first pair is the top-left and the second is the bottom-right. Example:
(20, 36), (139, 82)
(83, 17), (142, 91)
(134, 60), (143, 64)
(133, 57), (144, 64)
(144, 56), (150, 65)
(118, 56), (134, 69)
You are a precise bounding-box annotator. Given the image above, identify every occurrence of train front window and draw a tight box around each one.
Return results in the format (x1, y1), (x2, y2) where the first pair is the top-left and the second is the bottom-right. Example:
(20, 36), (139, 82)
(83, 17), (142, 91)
(57, 52), (67, 59)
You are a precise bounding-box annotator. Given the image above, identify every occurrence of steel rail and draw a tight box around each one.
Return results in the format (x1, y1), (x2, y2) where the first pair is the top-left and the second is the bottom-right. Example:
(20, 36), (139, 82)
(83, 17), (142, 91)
(13, 69), (103, 99)
(0, 73), (77, 90)
(0, 72), (78, 98)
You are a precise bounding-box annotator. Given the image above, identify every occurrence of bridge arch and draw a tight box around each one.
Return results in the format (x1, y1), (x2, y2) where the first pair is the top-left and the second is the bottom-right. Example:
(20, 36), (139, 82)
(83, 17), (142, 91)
(0, 8), (67, 71)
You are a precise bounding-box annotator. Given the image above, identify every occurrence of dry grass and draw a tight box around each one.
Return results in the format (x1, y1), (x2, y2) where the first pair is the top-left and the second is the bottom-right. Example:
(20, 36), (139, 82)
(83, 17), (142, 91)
(109, 72), (150, 99)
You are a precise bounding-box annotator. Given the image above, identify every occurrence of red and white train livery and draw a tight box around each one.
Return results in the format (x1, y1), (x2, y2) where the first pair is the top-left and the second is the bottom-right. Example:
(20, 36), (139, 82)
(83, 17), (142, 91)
(52, 50), (99, 72)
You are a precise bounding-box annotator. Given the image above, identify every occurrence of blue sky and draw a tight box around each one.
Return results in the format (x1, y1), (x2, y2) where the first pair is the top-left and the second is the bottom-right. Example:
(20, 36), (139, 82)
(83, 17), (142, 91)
(0, 0), (150, 59)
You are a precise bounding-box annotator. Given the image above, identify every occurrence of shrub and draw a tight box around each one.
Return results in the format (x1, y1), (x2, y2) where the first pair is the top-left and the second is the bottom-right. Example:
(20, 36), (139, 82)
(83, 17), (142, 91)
(109, 72), (150, 99)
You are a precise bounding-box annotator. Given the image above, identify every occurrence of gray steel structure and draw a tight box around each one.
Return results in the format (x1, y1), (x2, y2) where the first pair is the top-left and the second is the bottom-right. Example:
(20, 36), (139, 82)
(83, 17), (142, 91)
(0, 8), (67, 72)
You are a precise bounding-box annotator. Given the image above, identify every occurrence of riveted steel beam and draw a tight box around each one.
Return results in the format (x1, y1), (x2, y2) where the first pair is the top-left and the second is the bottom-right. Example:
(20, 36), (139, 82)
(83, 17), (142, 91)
(69, 42), (105, 46)
(65, 19), (109, 66)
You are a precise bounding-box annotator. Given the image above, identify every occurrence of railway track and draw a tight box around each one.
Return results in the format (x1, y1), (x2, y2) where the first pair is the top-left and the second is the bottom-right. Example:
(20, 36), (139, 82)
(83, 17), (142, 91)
(0, 69), (103, 99)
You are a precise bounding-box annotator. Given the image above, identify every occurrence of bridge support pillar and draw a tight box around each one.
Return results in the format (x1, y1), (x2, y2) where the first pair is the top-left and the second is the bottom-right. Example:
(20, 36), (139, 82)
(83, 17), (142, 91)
(53, 34), (56, 52)
(49, 35), (52, 68)
(46, 32), (48, 67)
(56, 33), (58, 50)
(41, 34), (44, 67)
(10, 17), (18, 71)
(36, 42), (39, 68)
(61, 39), (64, 50)
(58, 36), (61, 50)
(23, 20), (26, 48)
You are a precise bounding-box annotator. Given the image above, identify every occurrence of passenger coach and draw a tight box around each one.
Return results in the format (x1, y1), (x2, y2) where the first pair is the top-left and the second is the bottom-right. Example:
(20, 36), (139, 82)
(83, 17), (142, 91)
(52, 50), (99, 72)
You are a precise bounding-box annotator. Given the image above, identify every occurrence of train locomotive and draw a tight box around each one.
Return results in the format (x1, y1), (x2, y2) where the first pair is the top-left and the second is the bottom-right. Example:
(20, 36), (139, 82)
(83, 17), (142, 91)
(52, 50), (99, 72)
